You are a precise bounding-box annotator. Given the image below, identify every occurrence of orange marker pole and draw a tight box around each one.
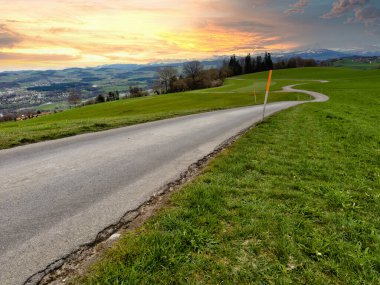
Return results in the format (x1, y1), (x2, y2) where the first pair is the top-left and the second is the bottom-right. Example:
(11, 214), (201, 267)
(262, 70), (273, 120)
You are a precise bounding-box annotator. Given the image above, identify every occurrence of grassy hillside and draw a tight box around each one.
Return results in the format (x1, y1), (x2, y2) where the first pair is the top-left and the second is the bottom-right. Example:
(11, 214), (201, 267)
(77, 67), (380, 284)
(0, 71), (310, 149)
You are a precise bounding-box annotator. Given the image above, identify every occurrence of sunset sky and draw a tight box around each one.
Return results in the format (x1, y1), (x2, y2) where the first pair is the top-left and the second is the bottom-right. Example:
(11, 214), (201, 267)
(1, 0), (380, 70)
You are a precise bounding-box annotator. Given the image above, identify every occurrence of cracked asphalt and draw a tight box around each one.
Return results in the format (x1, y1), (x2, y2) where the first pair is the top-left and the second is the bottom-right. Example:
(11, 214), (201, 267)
(0, 85), (328, 285)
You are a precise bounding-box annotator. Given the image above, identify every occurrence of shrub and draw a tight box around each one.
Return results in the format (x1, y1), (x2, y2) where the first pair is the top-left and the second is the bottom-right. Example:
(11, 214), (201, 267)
(0, 113), (16, 122)
(95, 94), (106, 103)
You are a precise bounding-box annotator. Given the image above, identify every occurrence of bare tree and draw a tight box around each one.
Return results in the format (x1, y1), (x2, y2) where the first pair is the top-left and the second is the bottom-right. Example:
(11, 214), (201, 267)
(158, 66), (177, 94)
(68, 90), (81, 106)
(183, 61), (203, 89)
(152, 79), (163, 94)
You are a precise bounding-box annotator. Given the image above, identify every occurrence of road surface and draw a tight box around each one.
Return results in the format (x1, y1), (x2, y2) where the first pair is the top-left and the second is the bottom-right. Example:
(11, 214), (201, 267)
(0, 84), (328, 285)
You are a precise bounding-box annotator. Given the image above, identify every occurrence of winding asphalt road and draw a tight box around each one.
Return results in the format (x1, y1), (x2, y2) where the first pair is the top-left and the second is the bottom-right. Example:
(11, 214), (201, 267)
(0, 84), (328, 285)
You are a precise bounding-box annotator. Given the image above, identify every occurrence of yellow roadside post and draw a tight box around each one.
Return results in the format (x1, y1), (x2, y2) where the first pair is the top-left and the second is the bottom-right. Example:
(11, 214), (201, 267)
(253, 88), (257, 104)
(262, 70), (273, 121)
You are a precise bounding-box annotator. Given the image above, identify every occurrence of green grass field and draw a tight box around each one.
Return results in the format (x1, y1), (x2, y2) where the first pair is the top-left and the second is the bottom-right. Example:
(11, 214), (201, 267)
(0, 71), (310, 149)
(333, 58), (380, 70)
(36, 102), (70, 111)
(75, 67), (380, 284)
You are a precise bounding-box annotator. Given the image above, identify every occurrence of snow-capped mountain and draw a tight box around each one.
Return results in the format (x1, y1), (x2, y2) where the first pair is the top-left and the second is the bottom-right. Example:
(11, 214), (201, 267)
(272, 49), (380, 60)
(272, 49), (351, 60)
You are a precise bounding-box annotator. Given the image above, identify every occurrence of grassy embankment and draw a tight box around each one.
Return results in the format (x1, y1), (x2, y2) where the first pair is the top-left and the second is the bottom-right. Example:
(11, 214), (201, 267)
(0, 72), (308, 149)
(77, 68), (380, 284)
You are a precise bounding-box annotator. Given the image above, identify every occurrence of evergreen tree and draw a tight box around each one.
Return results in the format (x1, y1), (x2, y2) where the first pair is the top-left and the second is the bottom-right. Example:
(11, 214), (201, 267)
(244, 53), (253, 74)
(256, 56), (263, 72)
(228, 55), (237, 74)
(95, 94), (105, 103)
(251, 57), (257, 73)
(228, 55), (243, 76)
(234, 56), (242, 75)
(287, 57), (297, 68)
(264, 52), (274, 70)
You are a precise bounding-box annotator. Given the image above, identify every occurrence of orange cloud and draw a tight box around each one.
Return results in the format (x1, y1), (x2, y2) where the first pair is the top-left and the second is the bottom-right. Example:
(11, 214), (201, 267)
(0, 0), (300, 69)
(161, 22), (295, 55)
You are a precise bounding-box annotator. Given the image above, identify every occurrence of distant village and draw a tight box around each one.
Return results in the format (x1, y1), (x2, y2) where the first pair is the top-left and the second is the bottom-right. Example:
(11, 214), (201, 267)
(0, 76), (101, 122)
(351, 56), (379, 64)
(0, 82), (70, 122)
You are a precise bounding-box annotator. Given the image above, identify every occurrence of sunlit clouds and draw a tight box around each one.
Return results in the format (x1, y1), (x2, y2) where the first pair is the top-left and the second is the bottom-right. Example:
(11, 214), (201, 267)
(0, 0), (380, 69)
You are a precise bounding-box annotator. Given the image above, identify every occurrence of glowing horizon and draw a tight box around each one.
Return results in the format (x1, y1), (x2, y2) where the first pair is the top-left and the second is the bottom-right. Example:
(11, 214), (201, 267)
(1, 0), (379, 70)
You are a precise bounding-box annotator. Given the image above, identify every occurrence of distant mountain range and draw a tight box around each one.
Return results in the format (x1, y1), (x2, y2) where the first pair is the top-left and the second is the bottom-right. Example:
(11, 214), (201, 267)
(94, 49), (380, 69)
(272, 49), (380, 61)
(96, 59), (224, 71)
(1, 49), (379, 75)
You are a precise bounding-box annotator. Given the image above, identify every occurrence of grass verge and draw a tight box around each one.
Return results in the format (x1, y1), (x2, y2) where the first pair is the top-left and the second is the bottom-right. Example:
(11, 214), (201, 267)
(76, 68), (380, 284)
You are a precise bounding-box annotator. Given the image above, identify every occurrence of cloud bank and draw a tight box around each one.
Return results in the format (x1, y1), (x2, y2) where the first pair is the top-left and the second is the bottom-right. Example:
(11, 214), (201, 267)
(323, 0), (380, 27)
(0, 0), (379, 69)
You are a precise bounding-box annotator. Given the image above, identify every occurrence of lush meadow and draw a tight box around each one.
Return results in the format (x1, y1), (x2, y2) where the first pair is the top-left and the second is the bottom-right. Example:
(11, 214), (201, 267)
(76, 67), (380, 284)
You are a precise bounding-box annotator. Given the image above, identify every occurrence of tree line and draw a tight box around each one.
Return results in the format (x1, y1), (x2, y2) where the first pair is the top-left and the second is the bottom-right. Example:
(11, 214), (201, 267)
(154, 52), (317, 95)
(274, 57), (317, 69)
(226, 52), (274, 76)
(154, 61), (225, 94)
(74, 52), (318, 104)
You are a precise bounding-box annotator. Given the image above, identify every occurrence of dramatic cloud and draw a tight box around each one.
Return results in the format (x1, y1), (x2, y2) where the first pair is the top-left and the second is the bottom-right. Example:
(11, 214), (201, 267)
(323, 0), (370, 18)
(0, 24), (22, 47)
(322, 0), (380, 34)
(352, 5), (380, 26)
(285, 0), (310, 15)
(0, 0), (379, 69)
(0, 0), (299, 69)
